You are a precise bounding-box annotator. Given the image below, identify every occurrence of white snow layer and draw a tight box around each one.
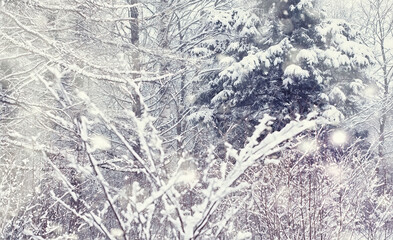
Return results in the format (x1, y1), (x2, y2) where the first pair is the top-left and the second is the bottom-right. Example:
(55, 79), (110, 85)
(284, 64), (310, 78)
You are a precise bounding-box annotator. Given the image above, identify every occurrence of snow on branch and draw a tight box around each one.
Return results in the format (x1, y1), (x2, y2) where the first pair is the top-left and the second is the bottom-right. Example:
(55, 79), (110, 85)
(183, 113), (318, 239)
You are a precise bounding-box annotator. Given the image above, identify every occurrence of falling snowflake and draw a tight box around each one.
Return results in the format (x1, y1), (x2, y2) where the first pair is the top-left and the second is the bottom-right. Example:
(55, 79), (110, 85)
(330, 129), (348, 146)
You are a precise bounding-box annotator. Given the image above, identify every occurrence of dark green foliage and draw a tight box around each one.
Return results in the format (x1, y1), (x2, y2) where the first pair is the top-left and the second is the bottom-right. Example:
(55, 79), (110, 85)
(191, 0), (372, 148)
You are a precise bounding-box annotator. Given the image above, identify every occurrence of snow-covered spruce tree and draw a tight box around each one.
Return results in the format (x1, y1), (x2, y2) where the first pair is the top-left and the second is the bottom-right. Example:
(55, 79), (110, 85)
(191, 0), (373, 148)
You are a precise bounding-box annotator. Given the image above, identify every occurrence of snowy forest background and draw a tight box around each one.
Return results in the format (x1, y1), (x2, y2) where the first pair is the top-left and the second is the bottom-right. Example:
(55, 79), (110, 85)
(0, 0), (393, 239)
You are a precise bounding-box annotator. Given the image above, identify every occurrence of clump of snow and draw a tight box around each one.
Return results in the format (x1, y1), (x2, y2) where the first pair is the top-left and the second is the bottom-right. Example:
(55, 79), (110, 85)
(265, 158), (280, 165)
(320, 93), (329, 101)
(267, 38), (290, 56)
(283, 77), (293, 88)
(236, 231), (252, 240)
(187, 107), (214, 123)
(227, 42), (240, 52)
(110, 228), (124, 238)
(352, 54), (369, 67)
(349, 79), (364, 95)
(218, 55), (236, 67)
(329, 86), (347, 103)
(284, 64), (309, 78)
(90, 135), (111, 151)
(322, 106), (344, 124)
(320, 49), (342, 68)
(296, 49), (318, 65)
(177, 169), (199, 188)
(211, 89), (234, 105)
(185, 94), (197, 104)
